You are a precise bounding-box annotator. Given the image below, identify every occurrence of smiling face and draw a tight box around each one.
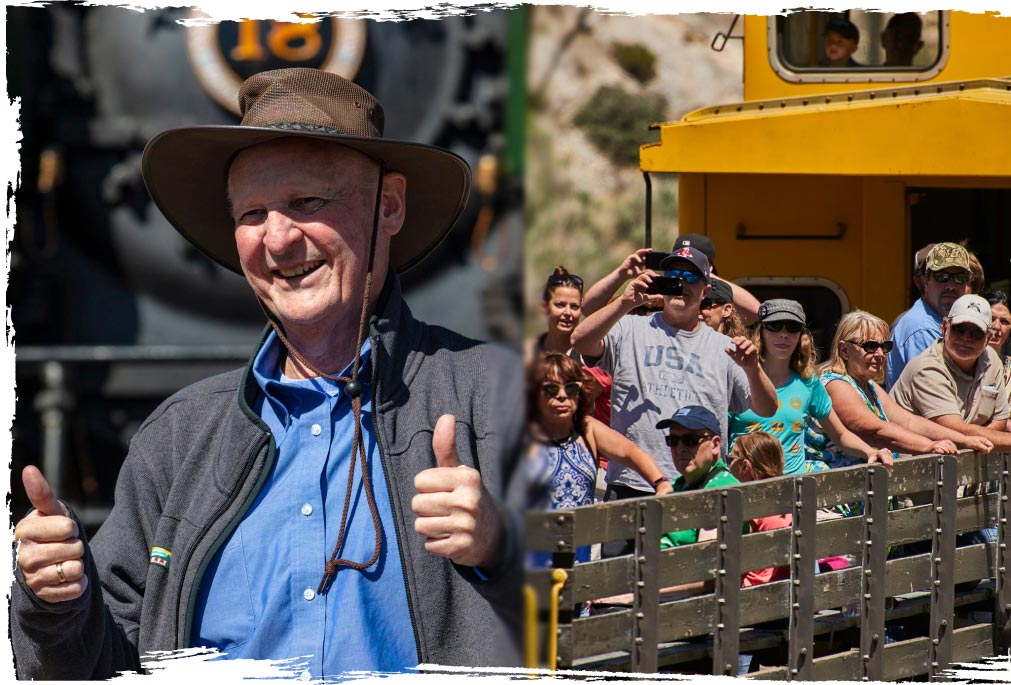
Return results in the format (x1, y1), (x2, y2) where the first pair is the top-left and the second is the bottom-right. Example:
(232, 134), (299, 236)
(229, 138), (406, 359)
(542, 286), (582, 339)
(923, 267), (971, 318)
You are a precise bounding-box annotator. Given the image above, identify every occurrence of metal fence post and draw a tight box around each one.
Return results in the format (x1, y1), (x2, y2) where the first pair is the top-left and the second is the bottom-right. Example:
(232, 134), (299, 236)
(860, 465), (887, 682)
(929, 455), (958, 677)
(632, 498), (662, 673)
(997, 452), (1011, 655)
(789, 476), (817, 680)
(713, 488), (742, 676)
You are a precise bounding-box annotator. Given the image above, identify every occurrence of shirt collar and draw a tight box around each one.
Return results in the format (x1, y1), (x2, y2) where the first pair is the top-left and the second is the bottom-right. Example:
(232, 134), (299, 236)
(252, 330), (373, 424)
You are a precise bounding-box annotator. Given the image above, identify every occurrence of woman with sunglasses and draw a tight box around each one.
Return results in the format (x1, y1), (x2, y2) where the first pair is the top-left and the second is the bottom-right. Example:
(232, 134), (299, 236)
(699, 277), (747, 338)
(984, 290), (1011, 404)
(526, 353), (673, 560)
(813, 311), (991, 466)
(728, 299), (892, 476)
(524, 266), (586, 367)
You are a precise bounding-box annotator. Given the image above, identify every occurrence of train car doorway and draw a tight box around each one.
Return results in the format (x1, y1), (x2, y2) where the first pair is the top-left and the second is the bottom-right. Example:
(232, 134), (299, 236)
(908, 187), (1011, 306)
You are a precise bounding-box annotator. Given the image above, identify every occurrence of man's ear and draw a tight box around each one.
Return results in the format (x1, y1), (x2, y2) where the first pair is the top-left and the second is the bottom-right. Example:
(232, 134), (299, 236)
(711, 435), (722, 457)
(380, 171), (407, 237)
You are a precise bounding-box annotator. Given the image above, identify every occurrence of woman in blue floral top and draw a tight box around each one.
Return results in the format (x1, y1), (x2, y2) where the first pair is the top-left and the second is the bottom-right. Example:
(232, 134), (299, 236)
(808, 310), (991, 466)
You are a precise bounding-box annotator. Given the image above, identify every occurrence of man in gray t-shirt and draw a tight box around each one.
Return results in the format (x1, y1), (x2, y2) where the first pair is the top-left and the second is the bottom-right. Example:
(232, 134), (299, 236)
(573, 244), (777, 496)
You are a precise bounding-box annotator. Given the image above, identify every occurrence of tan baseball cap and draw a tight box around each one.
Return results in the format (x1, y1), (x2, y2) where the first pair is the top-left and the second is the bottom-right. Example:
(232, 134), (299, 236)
(948, 294), (991, 332)
(925, 243), (970, 272)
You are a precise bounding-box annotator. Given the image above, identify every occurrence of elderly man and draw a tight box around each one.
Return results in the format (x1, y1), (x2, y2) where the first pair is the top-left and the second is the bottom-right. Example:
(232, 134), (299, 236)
(572, 243), (776, 506)
(886, 242), (975, 389)
(890, 294), (1011, 450)
(12, 69), (523, 679)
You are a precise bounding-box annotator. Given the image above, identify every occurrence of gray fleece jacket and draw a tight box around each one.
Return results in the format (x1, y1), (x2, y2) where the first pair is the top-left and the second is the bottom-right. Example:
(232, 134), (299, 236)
(11, 273), (524, 679)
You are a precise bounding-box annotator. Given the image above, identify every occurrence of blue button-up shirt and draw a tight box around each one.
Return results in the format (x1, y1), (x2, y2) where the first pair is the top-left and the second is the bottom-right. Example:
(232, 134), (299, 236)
(192, 332), (416, 677)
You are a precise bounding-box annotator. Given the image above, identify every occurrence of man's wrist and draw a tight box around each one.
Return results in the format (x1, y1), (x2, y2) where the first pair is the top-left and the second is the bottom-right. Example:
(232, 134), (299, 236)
(652, 475), (670, 491)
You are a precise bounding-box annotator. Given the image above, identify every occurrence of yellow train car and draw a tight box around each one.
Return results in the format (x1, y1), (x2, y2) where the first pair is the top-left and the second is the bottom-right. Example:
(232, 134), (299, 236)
(640, 10), (1011, 346)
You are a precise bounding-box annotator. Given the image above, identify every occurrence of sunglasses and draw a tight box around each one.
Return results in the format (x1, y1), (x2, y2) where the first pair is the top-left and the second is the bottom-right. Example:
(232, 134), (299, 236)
(541, 381), (582, 399)
(949, 324), (987, 341)
(700, 298), (727, 310)
(547, 274), (583, 289)
(664, 432), (713, 448)
(763, 321), (804, 334)
(663, 268), (703, 284)
(845, 339), (894, 354)
(929, 271), (970, 285)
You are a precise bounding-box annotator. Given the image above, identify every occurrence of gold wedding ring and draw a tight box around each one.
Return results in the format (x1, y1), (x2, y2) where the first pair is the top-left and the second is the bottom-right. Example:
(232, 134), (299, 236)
(56, 562), (66, 583)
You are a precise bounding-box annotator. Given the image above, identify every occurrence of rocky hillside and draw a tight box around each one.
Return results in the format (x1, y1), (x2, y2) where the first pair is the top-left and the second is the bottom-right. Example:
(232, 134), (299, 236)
(525, 8), (744, 331)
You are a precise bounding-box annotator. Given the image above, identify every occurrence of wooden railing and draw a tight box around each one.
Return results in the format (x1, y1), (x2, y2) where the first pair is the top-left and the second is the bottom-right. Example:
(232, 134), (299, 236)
(525, 451), (1011, 680)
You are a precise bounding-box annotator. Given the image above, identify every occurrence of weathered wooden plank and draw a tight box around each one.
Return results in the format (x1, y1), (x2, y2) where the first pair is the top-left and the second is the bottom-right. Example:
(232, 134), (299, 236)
(809, 647), (862, 680)
(564, 610), (633, 662)
(950, 624), (995, 669)
(887, 494), (998, 546)
(570, 498), (641, 547)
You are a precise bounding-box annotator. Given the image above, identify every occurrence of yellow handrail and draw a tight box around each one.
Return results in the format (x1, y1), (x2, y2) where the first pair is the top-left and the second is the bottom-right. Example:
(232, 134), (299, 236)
(523, 584), (538, 669)
(548, 568), (569, 671)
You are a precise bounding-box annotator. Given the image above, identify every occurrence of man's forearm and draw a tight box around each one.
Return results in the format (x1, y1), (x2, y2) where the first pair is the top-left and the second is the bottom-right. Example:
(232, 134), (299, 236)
(934, 415), (1011, 450)
(581, 268), (627, 319)
(571, 298), (630, 358)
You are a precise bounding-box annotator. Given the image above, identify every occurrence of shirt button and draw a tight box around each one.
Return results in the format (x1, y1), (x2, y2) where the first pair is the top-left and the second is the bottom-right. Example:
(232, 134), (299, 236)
(311, 423), (322, 437)
(303, 588), (315, 602)
(301, 503), (313, 517)
(299, 671), (311, 681)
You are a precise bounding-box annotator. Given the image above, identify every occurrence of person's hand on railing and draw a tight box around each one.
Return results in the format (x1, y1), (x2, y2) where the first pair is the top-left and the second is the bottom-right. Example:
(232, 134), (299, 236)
(957, 435), (994, 453)
(866, 448), (894, 471)
(926, 439), (959, 455)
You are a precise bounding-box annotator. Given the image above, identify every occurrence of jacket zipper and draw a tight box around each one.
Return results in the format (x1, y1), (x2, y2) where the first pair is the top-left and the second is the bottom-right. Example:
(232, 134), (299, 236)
(178, 423), (276, 647)
(369, 321), (424, 663)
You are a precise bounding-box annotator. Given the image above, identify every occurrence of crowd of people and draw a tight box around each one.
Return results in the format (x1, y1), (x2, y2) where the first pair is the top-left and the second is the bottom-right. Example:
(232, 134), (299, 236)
(524, 237), (1011, 657)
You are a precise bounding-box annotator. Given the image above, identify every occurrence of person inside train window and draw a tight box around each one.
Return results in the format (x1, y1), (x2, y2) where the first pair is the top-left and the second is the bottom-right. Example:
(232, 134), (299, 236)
(886, 242), (977, 389)
(814, 310), (992, 459)
(728, 299), (892, 475)
(699, 277), (748, 339)
(571, 244), (776, 514)
(11, 68), (525, 679)
(820, 18), (862, 68)
(881, 13), (924, 67)
(890, 294), (1011, 451)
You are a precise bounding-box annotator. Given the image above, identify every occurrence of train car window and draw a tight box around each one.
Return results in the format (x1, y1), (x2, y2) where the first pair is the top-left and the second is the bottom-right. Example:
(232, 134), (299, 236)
(769, 11), (948, 83)
(733, 277), (849, 358)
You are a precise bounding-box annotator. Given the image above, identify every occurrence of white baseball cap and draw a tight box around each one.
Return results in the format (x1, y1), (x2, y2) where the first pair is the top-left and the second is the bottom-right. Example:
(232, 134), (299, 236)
(948, 294), (991, 332)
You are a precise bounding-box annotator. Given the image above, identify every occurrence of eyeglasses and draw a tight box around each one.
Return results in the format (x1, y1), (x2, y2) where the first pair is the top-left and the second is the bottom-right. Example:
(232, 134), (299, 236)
(700, 298), (727, 310)
(664, 432), (713, 448)
(929, 271), (970, 285)
(663, 268), (703, 284)
(547, 274), (583, 289)
(763, 321), (804, 334)
(844, 339), (894, 354)
(949, 324), (987, 341)
(541, 381), (582, 399)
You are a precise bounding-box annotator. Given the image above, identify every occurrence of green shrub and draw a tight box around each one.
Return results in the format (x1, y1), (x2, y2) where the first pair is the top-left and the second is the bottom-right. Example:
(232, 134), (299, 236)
(573, 85), (667, 165)
(611, 41), (657, 84)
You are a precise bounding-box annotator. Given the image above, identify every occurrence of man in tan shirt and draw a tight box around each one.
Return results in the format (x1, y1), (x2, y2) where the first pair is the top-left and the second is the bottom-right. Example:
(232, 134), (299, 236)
(890, 294), (1011, 450)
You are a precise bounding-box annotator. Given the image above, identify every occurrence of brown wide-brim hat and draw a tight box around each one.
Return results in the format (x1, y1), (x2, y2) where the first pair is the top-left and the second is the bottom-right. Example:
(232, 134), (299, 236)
(141, 68), (472, 274)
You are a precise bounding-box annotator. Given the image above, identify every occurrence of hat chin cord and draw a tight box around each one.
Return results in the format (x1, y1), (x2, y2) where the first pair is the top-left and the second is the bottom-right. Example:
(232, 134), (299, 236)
(258, 162), (387, 596)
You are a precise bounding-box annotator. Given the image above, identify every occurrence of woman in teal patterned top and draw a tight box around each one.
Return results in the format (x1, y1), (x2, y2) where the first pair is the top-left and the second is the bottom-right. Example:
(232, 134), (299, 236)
(808, 310), (991, 467)
(728, 299), (892, 475)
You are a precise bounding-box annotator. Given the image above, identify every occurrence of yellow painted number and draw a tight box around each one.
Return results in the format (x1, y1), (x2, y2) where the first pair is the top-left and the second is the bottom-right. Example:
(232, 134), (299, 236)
(230, 19), (323, 63)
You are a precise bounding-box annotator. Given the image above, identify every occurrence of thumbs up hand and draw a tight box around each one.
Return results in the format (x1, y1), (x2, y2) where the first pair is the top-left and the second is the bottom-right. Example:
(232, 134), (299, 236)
(412, 415), (505, 569)
(14, 466), (88, 602)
